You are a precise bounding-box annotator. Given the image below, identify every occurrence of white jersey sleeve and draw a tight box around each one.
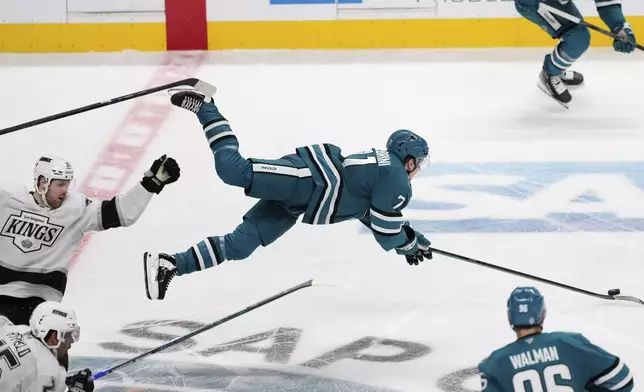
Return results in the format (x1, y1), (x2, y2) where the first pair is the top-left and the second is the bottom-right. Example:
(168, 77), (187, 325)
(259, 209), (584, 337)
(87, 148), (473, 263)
(0, 325), (67, 392)
(0, 181), (153, 302)
(76, 181), (154, 234)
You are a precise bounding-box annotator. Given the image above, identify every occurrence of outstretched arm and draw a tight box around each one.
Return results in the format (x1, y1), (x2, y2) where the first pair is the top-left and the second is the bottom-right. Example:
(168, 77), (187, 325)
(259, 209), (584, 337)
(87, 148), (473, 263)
(79, 155), (180, 233)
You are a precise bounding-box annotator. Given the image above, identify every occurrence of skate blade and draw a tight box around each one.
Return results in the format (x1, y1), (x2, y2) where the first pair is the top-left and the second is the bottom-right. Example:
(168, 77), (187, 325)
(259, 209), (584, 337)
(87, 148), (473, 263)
(143, 252), (154, 300)
(537, 84), (569, 109)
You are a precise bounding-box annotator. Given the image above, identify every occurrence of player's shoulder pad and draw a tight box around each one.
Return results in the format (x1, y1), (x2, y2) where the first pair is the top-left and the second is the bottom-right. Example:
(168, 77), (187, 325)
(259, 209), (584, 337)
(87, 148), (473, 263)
(478, 355), (494, 374)
(547, 331), (589, 345)
(478, 339), (519, 372)
(62, 191), (94, 211)
(0, 182), (30, 198)
(376, 156), (411, 190)
(478, 349), (502, 372)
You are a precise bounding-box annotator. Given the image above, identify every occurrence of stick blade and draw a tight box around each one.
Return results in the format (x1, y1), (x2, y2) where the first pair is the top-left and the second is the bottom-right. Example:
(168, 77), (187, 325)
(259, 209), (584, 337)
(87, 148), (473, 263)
(190, 79), (217, 97)
(613, 295), (644, 306)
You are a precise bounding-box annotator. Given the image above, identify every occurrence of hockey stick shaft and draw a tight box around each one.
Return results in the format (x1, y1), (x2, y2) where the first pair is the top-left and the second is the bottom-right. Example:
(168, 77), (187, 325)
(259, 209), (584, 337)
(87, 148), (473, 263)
(540, 3), (644, 51)
(91, 279), (314, 381)
(0, 78), (217, 136)
(430, 247), (644, 305)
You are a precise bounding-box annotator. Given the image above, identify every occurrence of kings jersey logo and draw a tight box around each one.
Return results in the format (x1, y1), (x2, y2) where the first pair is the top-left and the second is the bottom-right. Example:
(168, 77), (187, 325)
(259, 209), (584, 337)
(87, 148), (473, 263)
(1, 211), (64, 253)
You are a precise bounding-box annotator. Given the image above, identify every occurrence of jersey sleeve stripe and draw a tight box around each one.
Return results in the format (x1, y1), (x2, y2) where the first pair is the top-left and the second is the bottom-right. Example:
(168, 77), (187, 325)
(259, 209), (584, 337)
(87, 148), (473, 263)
(593, 358), (632, 390)
(611, 372), (633, 391)
(370, 222), (403, 235)
(370, 205), (403, 218)
(370, 212), (404, 235)
(369, 208), (405, 223)
(100, 199), (122, 230)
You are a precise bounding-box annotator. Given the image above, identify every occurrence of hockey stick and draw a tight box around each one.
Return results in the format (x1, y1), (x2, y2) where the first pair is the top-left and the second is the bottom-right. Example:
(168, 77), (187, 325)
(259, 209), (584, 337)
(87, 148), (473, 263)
(540, 3), (644, 51)
(90, 279), (314, 381)
(430, 247), (644, 306)
(0, 78), (217, 136)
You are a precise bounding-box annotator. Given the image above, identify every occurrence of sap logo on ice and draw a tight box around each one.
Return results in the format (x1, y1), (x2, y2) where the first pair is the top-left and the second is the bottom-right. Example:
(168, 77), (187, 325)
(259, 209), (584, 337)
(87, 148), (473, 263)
(402, 162), (644, 233)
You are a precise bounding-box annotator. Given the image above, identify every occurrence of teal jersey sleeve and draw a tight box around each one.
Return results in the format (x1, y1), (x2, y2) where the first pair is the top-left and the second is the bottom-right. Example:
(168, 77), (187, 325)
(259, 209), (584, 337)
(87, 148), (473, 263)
(595, 0), (627, 30)
(361, 165), (411, 251)
(563, 333), (634, 392)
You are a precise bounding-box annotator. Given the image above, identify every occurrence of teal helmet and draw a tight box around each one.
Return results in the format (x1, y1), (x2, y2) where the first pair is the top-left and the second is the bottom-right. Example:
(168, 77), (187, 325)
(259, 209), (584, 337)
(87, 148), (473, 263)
(386, 129), (430, 170)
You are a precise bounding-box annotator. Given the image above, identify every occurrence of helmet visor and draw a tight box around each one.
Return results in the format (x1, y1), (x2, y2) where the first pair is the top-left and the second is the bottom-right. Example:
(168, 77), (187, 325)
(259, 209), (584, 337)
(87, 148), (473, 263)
(63, 327), (80, 343)
(416, 156), (430, 170)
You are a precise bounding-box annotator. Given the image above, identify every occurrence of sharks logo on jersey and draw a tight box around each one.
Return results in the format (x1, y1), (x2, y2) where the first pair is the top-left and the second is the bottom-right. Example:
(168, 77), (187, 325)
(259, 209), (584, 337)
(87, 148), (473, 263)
(0, 211), (64, 253)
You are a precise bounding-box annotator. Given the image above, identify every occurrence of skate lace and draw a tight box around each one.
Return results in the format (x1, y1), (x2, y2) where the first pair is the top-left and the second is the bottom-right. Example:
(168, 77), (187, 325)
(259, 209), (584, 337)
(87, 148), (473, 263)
(164, 270), (176, 291)
(550, 76), (567, 95)
(157, 264), (176, 290)
(181, 96), (202, 113)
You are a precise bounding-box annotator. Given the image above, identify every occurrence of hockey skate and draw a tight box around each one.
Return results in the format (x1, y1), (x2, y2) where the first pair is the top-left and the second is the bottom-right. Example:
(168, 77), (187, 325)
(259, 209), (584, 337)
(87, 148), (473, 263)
(537, 69), (572, 108)
(560, 70), (584, 86)
(559, 70), (584, 86)
(143, 252), (177, 300)
(169, 88), (213, 114)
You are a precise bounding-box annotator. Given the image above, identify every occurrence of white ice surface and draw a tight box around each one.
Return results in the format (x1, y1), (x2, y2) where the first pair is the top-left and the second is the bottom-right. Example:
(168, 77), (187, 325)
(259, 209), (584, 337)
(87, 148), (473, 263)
(1, 47), (643, 392)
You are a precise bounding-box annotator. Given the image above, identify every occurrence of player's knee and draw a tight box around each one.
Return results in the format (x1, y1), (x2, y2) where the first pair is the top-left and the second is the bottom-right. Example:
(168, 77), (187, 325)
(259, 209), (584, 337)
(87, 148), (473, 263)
(215, 161), (243, 187)
(214, 149), (252, 188)
(566, 25), (591, 58)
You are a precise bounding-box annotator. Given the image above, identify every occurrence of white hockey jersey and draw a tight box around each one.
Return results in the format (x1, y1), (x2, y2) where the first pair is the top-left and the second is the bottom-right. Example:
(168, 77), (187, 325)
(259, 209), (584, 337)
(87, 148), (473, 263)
(0, 181), (153, 302)
(0, 323), (67, 392)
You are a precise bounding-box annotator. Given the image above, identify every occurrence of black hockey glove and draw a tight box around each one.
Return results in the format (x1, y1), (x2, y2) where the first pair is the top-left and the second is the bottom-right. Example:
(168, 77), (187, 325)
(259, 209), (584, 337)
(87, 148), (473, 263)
(395, 225), (433, 266)
(141, 154), (181, 194)
(66, 369), (95, 392)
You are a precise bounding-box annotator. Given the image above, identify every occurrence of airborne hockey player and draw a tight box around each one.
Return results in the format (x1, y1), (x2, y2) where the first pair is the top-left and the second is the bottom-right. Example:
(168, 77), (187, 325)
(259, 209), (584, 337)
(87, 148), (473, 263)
(0, 154), (180, 328)
(144, 89), (433, 301)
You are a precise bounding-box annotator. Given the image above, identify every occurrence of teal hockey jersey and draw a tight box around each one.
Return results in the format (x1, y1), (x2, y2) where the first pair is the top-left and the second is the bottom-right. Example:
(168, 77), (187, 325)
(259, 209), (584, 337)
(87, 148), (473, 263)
(478, 331), (633, 392)
(295, 143), (413, 252)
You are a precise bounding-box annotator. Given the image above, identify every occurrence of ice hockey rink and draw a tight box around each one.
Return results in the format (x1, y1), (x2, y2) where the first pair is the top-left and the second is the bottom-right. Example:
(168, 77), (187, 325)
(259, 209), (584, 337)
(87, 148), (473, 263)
(1, 47), (643, 391)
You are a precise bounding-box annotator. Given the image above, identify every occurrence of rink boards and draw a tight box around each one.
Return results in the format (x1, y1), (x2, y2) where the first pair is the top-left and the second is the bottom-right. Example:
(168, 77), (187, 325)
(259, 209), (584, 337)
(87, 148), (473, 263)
(1, 0), (644, 51)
